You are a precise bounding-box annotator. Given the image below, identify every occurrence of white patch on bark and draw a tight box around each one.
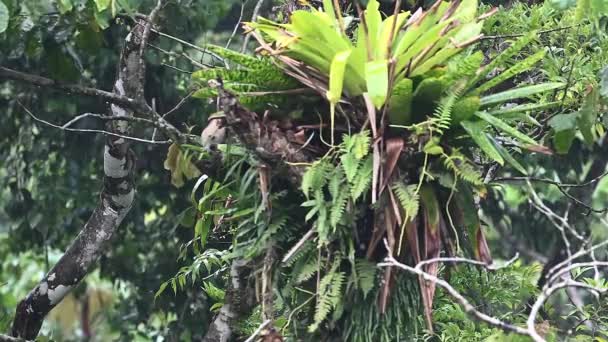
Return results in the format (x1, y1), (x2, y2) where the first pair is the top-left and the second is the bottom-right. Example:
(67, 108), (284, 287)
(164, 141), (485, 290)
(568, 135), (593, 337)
(39, 282), (48, 295)
(104, 145), (129, 178)
(97, 229), (108, 241)
(48, 284), (72, 306)
(114, 79), (125, 95)
(47, 273), (56, 282)
(110, 104), (128, 117)
(114, 138), (125, 144)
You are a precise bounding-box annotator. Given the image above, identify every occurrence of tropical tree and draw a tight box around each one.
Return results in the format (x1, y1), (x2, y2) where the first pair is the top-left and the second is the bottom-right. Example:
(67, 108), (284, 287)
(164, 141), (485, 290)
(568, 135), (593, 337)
(1, 0), (608, 341)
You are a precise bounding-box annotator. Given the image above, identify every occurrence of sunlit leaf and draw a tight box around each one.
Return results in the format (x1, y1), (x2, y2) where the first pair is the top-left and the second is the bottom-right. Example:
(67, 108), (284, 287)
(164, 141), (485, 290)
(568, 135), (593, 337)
(365, 59), (389, 108)
(480, 83), (565, 106)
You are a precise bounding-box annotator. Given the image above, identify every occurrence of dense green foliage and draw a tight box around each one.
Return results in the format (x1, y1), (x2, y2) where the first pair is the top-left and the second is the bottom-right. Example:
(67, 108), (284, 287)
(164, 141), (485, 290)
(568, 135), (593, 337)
(1, 0), (608, 341)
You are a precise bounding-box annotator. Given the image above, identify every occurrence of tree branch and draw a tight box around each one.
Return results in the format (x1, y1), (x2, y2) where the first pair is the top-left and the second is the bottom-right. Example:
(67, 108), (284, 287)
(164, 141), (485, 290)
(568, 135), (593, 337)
(9, 3), (164, 338)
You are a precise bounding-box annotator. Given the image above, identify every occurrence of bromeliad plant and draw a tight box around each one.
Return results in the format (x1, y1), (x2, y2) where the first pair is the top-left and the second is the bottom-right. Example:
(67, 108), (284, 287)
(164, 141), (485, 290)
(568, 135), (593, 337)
(177, 0), (567, 338)
(241, 0), (563, 332)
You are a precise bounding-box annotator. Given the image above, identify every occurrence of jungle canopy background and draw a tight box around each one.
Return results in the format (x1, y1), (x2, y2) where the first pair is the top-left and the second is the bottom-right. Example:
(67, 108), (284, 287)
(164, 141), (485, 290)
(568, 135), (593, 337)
(1, 0), (608, 341)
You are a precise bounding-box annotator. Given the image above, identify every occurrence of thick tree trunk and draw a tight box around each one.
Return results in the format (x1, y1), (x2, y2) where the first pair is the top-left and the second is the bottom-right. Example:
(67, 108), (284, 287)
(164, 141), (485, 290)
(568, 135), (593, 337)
(9, 13), (152, 339)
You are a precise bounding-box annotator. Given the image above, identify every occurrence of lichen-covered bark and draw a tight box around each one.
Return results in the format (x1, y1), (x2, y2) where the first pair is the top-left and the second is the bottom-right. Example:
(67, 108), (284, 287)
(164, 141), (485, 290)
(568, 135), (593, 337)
(10, 17), (148, 340)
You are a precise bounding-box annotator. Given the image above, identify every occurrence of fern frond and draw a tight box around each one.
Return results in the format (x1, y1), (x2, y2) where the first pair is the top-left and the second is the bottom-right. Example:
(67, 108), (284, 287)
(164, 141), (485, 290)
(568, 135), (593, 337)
(350, 156), (373, 201)
(431, 86), (462, 134)
(391, 183), (420, 220)
(354, 259), (377, 298)
(341, 152), (360, 184)
(302, 160), (333, 198)
(330, 191), (348, 228)
(442, 151), (483, 186)
(294, 254), (320, 284)
(309, 266), (345, 332)
(328, 167), (345, 200)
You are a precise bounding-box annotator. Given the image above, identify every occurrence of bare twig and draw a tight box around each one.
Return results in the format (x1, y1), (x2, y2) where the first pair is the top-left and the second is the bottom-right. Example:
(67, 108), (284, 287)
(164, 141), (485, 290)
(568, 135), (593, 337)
(414, 253), (519, 271)
(382, 237), (608, 342)
(528, 280), (606, 342)
(226, 0), (247, 49)
(61, 112), (157, 128)
(241, 0), (265, 52)
(244, 320), (271, 342)
(19, 102), (170, 144)
(378, 240), (530, 336)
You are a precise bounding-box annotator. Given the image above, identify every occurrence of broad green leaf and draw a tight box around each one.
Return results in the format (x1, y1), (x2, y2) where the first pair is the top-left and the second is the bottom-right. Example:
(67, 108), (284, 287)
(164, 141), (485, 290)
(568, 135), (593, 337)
(461, 121), (504, 165)
(154, 281), (169, 299)
(396, 20), (451, 72)
(553, 129), (576, 154)
(454, 0), (479, 22)
(388, 78), (413, 125)
(365, 59), (389, 108)
(489, 136), (528, 175)
(377, 11), (410, 59)
(327, 50), (352, 144)
(475, 50), (546, 94)
(363, 0), (381, 54)
(480, 83), (565, 106)
(467, 32), (538, 90)
(475, 111), (537, 145)
(94, 0), (111, 12)
(488, 101), (560, 116)
(0, 1), (8, 34)
(423, 138), (443, 155)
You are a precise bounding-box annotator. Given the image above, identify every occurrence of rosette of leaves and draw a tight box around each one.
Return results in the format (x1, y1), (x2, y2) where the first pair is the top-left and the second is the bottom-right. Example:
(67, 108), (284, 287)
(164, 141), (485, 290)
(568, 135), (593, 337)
(246, 0), (485, 143)
(242, 0), (566, 331)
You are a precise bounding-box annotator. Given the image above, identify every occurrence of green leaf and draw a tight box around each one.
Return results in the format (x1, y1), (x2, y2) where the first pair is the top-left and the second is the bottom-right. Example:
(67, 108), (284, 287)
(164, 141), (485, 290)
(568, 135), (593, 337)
(461, 120), (504, 165)
(0, 1), (8, 34)
(57, 0), (73, 14)
(548, 113), (578, 154)
(392, 183), (419, 220)
(154, 281), (169, 299)
(94, 0), (111, 12)
(489, 136), (528, 175)
(487, 101), (560, 116)
(577, 88), (600, 146)
(467, 32), (538, 90)
(365, 59), (389, 109)
(480, 83), (565, 106)
(423, 137), (443, 155)
(475, 50), (546, 94)
(475, 111), (537, 145)
(327, 50), (352, 144)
